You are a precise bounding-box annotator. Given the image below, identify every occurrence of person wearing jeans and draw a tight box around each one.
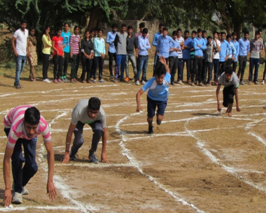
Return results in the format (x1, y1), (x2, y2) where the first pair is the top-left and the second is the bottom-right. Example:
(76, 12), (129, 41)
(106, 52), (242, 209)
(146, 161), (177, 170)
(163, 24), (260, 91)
(42, 26), (52, 83)
(61, 23), (71, 82)
(237, 31), (250, 85)
(183, 30), (193, 83)
(11, 19), (29, 89)
(249, 31), (263, 84)
(231, 32), (239, 73)
(169, 31), (180, 85)
(125, 25), (138, 81)
(137, 28), (151, 85)
(106, 24), (117, 77)
(70, 26), (81, 83)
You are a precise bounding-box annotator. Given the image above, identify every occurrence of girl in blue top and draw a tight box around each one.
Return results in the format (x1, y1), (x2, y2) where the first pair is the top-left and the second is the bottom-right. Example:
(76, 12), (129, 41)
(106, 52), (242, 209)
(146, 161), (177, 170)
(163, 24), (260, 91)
(136, 57), (170, 134)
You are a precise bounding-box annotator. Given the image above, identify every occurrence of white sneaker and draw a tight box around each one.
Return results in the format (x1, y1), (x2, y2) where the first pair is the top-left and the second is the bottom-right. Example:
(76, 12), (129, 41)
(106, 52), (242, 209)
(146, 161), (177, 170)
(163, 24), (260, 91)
(262, 80), (265, 85)
(178, 80), (184, 85)
(43, 78), (51, 83)
(135, 80), (140, 86)
(12, 183), (29, 195)
(141, 80), (146, 85)
(12, 192), (22, 204)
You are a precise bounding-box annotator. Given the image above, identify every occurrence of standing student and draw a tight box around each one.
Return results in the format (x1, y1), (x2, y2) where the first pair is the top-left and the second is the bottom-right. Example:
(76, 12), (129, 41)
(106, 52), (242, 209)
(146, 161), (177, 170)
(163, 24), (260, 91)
(212, 31), (221, 85)
(93, 29), (106, 83)
(61, 23), (71, 82)
(226, 34), (236, 66)
(62, 97), (109, 164)
(2, 106), (56, 206)
(193, 28), (206, 86)
(219, 32), (231, 76)
(152, 23), (164, 73)
(114, 23), (128, 82)
(136, 28), (151, 85)
(27, 27), (37, 82)
(190, 30), (196, 84)
(156, 27), (175, 65)
(52, 28), (64, 83)
(169, 31), (180, 85)
(201, 30), (208, 83)
(237, 31), (250, 85)
(262, 43), (266, 85)
(249, 31), (263, 85)
(42, 26), (52, 83)
(106, 24), (117, 78)
(231, 32), (239, 73)
(183, 30), (193, 83)
(177, 28), (184, 84)
(216, 66), (241, 117)
(70, 26), (81, 83)
(136, 57), (170, 134)
(11, 19), (28, 89)
(205, 36), (214, 85)
(80, 30), (94, 83)
(125, 25), (138, 82)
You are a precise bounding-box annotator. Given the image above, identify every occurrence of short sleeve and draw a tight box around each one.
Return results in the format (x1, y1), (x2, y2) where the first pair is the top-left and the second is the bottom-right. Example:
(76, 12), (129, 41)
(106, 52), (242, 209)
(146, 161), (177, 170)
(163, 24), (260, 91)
(233, 75), (239, 88)
(71, 106), (79, 125)
(13, 30), (18, 39)
(165, 73), (171, 83)
(141, 78), (153, 92)
(218, 75), (223, 85)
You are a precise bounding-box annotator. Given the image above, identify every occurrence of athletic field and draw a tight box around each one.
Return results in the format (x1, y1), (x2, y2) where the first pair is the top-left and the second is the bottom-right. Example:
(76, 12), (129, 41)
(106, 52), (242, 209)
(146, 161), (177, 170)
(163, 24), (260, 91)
(0, 64), (265, 212)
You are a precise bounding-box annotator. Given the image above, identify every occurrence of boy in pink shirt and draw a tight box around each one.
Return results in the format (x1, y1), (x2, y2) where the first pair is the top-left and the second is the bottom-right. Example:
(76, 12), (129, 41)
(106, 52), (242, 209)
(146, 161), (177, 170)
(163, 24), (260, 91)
(3, 105), (56, 206)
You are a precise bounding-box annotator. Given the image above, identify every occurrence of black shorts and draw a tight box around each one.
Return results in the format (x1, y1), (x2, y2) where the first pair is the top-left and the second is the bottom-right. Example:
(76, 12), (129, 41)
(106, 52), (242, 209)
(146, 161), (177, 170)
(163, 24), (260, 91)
(147, 96), (167, 118)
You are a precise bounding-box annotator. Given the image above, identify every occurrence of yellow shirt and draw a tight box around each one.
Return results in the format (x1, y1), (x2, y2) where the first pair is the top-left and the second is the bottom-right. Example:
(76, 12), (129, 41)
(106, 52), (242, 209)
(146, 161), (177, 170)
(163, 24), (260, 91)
(42, 34), (52, 55)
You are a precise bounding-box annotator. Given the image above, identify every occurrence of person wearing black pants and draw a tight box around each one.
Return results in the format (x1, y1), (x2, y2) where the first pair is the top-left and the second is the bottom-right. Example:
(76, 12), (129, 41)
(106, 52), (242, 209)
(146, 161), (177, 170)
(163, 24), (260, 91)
(53, 55), (63, 81)
(108, 52), (116, 77)
(93, 57), (104, 81)
(42, 53), (50, 80)
(80, 30), (94, 83)
(219, 61), (226, 76)
(106, 24), (117, 77)
(193, 56), (203, 85)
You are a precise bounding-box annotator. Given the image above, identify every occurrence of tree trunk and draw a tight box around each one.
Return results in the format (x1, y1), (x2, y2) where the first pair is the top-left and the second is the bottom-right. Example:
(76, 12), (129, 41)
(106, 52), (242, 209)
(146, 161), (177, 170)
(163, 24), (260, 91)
(234, 22), (242, 40)
(87, 6), (101, 30)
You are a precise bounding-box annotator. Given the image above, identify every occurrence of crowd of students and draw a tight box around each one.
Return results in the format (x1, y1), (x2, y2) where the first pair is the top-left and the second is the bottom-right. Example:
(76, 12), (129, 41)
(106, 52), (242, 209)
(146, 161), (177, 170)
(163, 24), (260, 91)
(11, 19), (266, 89)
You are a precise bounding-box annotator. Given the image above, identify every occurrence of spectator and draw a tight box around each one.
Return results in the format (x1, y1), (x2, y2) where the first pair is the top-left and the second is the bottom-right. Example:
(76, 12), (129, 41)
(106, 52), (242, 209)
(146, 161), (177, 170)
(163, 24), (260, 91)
(80, 30), (94, 83)
(183, 30), (193, 83)
(231, 32), (239, 73)
(52, 28), (64, 83)
(106, 24), (117, 78)
(114, 23), (128, 82)
(226, 34), (236, 66)
(93, 29), (105, 83)
(11, 19), (29, 89)
(177, 28), (184, 84)
(42, 26), (52, 83)
(70, 26), (81, 83)
(61, 23), (71, 82)
(27, 27), (37, 82)
(169, 31), (180, 85)
(249, 31), (263, 85)
(219, 32), (231, 77)
(152, 23), (164, 73)
(205, 36), (214, 85)
(212, 31), (221, 85)
(125, 25), (138, 82)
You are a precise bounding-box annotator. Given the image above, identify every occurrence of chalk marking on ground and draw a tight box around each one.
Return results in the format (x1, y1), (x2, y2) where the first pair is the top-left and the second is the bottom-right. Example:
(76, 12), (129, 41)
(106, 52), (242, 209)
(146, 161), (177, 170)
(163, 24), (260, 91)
(55, 162), (134, 168)
(245, 119), (266, 146)
(116, 112), (205, 213)
(0, 205), (81, 212)
(184, 120), (266, 193)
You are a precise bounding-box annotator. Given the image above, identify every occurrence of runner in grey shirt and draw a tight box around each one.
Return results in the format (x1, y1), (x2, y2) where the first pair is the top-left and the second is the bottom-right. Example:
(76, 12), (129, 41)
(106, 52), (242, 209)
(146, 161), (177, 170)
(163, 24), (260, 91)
(216, 65), (241, 117)
(62, 97), (109, 164)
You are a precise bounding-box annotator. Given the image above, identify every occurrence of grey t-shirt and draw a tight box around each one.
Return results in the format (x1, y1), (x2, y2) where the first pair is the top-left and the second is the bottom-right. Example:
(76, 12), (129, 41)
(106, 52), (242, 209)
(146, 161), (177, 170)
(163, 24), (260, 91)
(71, 99), (106, 127)
(218, 72), (239, 88)
(250, 39), (263, 59)
(115, 32), (127, 55)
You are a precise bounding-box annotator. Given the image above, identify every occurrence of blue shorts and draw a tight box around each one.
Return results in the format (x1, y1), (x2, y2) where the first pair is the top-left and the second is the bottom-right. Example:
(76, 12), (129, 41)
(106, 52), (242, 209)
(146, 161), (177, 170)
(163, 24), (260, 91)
(147, 96), (167, 118)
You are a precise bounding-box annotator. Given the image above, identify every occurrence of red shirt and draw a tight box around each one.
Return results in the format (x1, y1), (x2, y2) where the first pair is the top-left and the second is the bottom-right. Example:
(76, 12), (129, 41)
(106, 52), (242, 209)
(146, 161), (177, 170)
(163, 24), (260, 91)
(52, 36), (63, 56)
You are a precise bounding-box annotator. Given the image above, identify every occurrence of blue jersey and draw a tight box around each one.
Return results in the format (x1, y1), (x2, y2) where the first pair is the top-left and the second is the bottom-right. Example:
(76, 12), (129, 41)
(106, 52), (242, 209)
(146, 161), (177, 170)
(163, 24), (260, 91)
(61, 31), (71, 53)
(142, 73), (171, 101)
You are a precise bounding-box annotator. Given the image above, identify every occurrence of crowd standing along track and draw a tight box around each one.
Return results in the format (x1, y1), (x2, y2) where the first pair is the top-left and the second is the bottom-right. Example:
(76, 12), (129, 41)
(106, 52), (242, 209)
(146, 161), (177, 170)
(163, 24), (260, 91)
(0, 76), (265, 213)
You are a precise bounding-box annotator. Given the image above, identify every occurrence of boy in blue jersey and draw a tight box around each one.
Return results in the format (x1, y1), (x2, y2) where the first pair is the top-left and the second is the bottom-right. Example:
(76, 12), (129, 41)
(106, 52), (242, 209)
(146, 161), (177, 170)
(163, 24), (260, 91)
(136, 57), (170, 134)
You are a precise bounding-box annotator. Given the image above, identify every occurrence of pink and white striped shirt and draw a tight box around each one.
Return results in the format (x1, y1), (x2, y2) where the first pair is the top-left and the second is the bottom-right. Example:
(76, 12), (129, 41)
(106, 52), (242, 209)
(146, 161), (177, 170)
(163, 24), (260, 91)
(4, 105), (51, 149)
(70, 34), (80, 55)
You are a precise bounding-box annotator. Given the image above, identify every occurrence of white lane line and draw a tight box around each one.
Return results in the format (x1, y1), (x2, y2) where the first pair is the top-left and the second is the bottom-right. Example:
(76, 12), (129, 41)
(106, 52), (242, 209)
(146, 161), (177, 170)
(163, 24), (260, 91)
(245, 119), (266, 146)
(0, 205), (81, 211)
(184, 120), (266, 193)
(116, 112), (204, 213)
(55, 162), (134, 168)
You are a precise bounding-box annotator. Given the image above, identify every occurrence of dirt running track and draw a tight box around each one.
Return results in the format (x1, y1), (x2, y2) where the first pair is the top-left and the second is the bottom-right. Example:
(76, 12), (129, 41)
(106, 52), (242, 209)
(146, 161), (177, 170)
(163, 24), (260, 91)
(0, 71), (265, 213)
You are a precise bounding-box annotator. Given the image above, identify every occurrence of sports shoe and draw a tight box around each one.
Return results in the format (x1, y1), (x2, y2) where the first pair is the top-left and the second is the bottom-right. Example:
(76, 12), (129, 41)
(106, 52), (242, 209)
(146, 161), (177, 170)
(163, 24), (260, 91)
(70, 152), (76, 161)
(171, 81), (175, 85)
(15, 84), (22, 89)
(135, 80), (140, 85)
(99, 79), (105, 83)
(262, 80), (265, 85)
(254, 81), (258, 85)
(114, 79), (118, 83)
(12, 184), (28, 195)
(157, 119), (162, 125)
(240, 81), (245, 85)
(206, 82), (211, 86)
(191, 82), (195, 86)
(57, 79), (62, 83)
(43, 79), (51, 83)
(89, 152), (98, 164)
(63, 78), (70, 83)
(53, 79), (58, 83)
(141, 80), (146, 85)
(93, 79), (97, 83)
(148, 126), (154, 134)
(125, 77), (129, 82)
(12, 192), (22, 204)
(199, 82), (204, 86)
(178, 80), (184, 85)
